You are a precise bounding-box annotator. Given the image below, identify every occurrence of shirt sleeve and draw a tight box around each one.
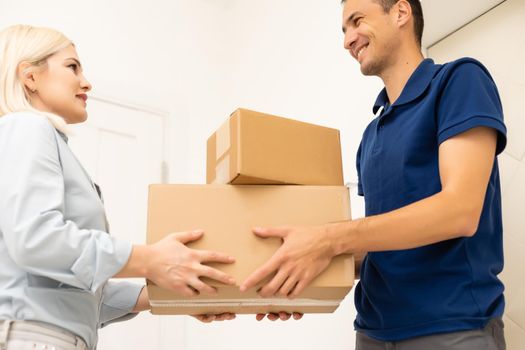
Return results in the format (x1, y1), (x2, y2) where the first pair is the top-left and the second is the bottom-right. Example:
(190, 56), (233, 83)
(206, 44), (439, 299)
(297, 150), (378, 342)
(436, 61), (507, 155)
(0, 113), (132, 293)
(99, 281), (144, 328)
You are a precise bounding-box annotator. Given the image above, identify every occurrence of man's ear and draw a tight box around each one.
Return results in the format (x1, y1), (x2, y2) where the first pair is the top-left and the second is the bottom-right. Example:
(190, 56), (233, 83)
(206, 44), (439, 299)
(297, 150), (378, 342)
(395, 0), (412, 29)
(17, 62), (38, 93)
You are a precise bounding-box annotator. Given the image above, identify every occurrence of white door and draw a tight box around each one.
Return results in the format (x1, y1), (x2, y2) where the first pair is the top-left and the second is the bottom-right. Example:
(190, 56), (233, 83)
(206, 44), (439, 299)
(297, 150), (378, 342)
(68, 96), (167, 350)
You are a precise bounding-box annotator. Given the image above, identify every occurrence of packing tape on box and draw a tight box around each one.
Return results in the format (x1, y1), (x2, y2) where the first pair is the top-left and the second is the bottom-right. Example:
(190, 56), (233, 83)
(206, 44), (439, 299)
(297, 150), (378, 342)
(213, 155), (230, 184)
(216, 118), (231, 161)
(149, 298), (341, 308)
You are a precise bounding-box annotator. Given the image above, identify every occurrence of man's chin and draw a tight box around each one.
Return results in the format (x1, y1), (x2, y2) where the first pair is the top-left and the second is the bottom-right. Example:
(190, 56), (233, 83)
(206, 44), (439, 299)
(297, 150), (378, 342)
(360, 62), (380, 76)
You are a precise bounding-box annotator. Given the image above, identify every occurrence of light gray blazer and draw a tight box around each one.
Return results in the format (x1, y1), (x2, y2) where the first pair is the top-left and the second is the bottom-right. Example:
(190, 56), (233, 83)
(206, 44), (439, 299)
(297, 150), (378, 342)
(0, 112), (143, 349)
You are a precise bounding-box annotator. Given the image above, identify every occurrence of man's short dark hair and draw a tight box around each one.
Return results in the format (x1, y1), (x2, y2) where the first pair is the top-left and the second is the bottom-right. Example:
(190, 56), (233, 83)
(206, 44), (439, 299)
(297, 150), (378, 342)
(342, 0), (424, 47)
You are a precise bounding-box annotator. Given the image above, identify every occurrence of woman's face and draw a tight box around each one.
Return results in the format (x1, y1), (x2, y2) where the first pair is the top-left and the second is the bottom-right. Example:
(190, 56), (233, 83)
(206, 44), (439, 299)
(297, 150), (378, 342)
(28, 45), (92, 124)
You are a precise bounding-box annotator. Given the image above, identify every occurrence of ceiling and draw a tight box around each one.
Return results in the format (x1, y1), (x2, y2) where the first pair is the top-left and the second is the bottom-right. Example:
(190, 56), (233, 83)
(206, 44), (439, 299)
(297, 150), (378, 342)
(421, 0), (506, 48)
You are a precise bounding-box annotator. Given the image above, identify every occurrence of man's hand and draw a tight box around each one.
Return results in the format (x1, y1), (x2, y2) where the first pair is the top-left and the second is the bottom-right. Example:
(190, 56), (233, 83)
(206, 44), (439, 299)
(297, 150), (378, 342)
(255, 312), (303, 321)
(240, 225), (336, 298)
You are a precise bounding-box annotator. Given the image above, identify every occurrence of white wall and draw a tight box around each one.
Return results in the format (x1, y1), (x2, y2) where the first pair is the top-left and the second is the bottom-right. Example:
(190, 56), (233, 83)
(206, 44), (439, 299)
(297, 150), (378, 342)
(428, 0), (525, 348)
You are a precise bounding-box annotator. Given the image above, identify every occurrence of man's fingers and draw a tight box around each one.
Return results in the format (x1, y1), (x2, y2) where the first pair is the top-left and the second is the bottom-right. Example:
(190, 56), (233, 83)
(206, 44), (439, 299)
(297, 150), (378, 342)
(267, 313), (279, 321)
(259, 269), (289, 297)
(289, 279), (310, 299)
(278, 274), (298, 298)
(199, 265), (236, 285)
(279, 312), (291, 321)
(172, 230), (204, 244)
(256, 312), (300, 321)
(240, 256), (281, 292)
(198, 250), (235, 264)
(252, 226), (290, 239)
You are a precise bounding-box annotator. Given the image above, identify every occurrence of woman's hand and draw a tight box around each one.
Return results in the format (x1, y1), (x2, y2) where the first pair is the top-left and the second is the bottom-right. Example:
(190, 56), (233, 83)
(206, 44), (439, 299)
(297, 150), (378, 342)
(132, 286), (150, 313)
(192, 313), (236, 323)
(119, 230), (236, 296)
(146, 230), (236, 296)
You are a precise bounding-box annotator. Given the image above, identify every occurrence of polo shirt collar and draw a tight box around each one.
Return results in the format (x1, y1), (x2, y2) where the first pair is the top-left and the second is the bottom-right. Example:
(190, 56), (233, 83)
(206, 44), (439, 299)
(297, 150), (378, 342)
(373, 58), (440, 114)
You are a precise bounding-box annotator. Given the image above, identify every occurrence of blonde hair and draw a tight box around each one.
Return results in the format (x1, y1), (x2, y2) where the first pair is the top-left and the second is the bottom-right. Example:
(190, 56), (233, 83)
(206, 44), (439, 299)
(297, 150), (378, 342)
(0, 24), (73, 133)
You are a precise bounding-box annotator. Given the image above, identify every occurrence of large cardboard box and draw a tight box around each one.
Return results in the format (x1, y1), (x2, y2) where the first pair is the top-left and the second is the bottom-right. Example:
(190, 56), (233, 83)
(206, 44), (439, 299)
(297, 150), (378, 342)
(206, 108), (344, 185)
(147, 184), (354, 315)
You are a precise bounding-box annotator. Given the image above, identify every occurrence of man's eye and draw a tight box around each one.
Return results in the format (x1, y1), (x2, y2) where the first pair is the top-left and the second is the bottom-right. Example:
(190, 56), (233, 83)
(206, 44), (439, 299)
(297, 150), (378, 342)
(355, 18), (362, 26)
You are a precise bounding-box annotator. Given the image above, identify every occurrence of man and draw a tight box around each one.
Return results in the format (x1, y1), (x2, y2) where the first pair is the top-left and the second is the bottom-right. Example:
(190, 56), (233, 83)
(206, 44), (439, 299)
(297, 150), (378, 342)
(240, 0), (507, 349)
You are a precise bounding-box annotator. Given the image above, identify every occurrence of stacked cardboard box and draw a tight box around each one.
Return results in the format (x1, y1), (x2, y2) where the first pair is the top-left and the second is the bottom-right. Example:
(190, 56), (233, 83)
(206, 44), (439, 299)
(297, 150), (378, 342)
(207, 108), (344, 185)
(147, 108), (354, 315)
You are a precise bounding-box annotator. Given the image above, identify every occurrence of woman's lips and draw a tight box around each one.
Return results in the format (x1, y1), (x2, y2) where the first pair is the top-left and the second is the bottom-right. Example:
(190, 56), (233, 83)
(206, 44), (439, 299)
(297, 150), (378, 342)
(76, 94), (88, 102)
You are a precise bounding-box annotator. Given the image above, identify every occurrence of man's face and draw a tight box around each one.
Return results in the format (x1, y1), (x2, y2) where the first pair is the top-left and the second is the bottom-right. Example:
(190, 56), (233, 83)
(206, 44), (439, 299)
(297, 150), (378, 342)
(342, 0), (400, 76)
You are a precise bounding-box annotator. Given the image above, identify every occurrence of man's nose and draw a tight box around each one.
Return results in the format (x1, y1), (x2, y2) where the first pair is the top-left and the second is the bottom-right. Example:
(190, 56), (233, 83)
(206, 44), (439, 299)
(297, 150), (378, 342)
(344, 29), (358, 51)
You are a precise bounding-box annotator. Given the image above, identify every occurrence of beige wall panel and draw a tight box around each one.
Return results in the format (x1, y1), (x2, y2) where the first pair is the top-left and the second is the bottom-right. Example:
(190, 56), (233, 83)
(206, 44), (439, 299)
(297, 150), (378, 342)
(501, 232), (525, 323)
(503, 316), (525, 350)
(498, 153), (520, 196)
(502, 163), (525, 247)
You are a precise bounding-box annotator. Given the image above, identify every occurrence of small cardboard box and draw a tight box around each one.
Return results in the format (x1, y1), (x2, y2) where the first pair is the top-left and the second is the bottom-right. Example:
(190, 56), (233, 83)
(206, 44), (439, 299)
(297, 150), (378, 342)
(146, 184), (354, 315)
(206, 108), (344, 185)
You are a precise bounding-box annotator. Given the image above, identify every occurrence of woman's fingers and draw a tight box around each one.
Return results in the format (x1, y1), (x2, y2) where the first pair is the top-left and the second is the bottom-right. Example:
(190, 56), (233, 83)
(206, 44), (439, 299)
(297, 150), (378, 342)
(198, 250), (236, 264)
(198, 265), (236, 285)
(187, 277), (217, 295)
(192, 313), (236, 323)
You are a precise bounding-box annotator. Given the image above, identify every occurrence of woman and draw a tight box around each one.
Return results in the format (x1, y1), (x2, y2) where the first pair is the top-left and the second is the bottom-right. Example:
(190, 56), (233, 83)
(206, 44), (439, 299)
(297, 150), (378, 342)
(0, 24), (235, 350)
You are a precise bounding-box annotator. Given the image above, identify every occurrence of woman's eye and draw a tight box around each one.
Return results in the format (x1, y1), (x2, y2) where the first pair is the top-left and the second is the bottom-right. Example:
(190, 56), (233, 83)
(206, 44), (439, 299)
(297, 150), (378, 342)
(68, 64), (78, 72)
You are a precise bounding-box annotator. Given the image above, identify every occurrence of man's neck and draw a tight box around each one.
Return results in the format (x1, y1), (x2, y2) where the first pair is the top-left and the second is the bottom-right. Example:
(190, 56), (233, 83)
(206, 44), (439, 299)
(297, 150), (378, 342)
(379, 47), (425, 105)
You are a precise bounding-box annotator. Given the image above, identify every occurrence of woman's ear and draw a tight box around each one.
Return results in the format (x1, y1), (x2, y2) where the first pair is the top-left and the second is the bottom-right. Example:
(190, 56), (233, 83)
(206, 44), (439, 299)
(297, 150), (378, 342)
(18, 62), (38, 93)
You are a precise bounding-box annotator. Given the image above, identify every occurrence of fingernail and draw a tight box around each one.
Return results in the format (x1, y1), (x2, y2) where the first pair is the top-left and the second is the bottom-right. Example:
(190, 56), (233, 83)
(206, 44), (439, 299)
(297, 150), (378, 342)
(228, 256), (235, 262)
(239, 285), (247, 292)
(228, 277), (236, 284)
(253, 227), (263, 232)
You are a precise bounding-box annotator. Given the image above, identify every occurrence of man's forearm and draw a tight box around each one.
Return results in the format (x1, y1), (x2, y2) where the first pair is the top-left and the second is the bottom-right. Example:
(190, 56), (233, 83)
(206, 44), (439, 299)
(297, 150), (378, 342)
(329, 190), (482, 256)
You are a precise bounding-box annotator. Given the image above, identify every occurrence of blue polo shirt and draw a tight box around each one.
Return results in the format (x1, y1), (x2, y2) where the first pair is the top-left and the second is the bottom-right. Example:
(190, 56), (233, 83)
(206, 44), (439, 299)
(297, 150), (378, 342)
(354, 58), (507, 341)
